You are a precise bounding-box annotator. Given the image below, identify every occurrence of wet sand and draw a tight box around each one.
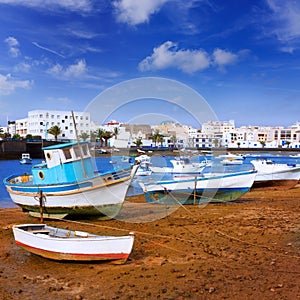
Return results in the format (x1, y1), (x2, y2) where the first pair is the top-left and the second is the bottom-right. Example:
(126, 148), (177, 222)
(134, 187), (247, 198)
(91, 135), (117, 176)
(0, 186), (300, 300)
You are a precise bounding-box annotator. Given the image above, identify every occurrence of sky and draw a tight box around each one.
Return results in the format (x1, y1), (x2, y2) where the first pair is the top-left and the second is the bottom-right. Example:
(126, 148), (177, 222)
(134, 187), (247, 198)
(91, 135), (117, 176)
(0, 0), (300, 129)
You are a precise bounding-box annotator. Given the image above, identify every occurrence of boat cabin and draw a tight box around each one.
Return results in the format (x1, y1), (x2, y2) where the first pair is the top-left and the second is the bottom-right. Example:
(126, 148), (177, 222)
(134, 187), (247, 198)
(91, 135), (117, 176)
(32, 142), (97, 185)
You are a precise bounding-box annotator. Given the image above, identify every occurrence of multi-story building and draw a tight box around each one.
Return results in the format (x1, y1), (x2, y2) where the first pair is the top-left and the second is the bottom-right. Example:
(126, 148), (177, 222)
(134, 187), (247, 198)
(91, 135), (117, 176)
(26, 110), (91, 140)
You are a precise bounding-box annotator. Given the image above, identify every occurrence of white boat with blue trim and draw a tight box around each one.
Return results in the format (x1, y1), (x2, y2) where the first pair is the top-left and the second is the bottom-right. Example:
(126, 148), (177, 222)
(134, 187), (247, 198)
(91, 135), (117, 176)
(251, 159), (300, 189)
(4, 142), (137, 219)
(19, 153), (32, 164)
(139, 170), (257, 204)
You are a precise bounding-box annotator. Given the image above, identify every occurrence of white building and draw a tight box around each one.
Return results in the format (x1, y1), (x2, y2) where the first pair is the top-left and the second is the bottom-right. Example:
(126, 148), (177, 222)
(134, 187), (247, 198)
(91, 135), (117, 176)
(27, 110), (91, 140)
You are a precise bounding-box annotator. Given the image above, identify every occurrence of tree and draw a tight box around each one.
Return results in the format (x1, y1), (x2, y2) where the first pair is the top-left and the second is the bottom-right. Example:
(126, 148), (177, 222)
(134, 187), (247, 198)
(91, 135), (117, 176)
(259, 140), (265, 148)
(113, 127), (119, 139)
(79, 132), (89, 141)
(96, 128), (105, 147)
(47, 125), (61, 141)
(133, 138), (143, 148)
(150, 129), (164, 147)
(102, 131), (113, 147)
(170, 135), (177, 148)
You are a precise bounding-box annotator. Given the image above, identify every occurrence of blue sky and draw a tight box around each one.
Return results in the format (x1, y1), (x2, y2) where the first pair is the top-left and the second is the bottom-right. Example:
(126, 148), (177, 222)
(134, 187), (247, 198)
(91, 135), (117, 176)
(0, 0), (300, 128)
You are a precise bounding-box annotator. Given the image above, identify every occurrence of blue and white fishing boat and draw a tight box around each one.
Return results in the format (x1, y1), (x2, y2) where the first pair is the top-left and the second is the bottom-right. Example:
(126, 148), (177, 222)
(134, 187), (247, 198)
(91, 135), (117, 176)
(19, 153), (32, 165)
(139, 170), (257, 204)
(4, 142), (138, 219)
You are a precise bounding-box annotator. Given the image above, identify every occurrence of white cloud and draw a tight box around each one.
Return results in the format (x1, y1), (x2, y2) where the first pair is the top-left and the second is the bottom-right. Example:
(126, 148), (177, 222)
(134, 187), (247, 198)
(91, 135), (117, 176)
(0, 0), (93, 13)
(47, 59), (87, 79)
(139, 41), (210, 73)
(113, 0), (169, 25)
(212, 48), (238, 67)
(13, 62), (31, 73)
(4, 36), (20, 57)
(265, 0), (300, 42)
(139, 42), (243, 73)
(0, 73), (32, 95)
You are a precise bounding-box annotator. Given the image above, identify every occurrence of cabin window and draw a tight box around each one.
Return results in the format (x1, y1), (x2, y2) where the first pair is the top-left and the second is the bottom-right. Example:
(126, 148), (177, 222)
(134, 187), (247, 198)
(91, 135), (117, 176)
(82, 144), (88, 156)
(38, 171), (44, 180)
(46, 152), (52, 160)
(73, 146), (81, 158)
(63, 148), (72, 160)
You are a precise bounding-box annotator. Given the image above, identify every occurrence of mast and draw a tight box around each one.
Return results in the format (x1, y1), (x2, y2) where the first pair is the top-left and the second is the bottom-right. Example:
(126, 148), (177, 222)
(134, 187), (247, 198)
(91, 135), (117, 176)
(71, 111), (87, 178)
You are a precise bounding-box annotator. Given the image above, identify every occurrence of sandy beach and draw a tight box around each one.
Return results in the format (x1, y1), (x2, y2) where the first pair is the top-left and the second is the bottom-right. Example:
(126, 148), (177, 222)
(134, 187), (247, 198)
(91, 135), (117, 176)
(0, 186), (299, 300)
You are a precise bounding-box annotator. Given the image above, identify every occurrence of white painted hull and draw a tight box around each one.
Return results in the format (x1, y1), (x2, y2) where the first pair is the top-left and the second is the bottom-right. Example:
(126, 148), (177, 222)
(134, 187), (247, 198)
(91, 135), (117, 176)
(251, 160), (300, 188)
(13, 224), (134, 263)
(5, 166), (138, 218)
(140, 170), (257, 203)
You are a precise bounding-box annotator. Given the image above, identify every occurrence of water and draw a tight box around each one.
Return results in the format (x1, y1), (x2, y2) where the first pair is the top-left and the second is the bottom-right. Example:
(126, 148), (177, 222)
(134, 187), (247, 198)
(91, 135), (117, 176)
(1, 153), (299, 208)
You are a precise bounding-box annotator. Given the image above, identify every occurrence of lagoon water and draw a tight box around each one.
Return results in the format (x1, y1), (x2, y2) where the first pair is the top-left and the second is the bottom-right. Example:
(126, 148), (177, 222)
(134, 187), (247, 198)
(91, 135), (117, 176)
(1, 153), (299, 208)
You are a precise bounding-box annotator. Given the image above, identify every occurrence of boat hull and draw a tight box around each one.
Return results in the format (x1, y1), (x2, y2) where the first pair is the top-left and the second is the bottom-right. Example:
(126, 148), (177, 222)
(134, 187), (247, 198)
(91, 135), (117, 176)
(251, 160), (300, 190)
(13, 224), (134, 263)
(141, 170), (257, 204)
(4, 169), (133, 219)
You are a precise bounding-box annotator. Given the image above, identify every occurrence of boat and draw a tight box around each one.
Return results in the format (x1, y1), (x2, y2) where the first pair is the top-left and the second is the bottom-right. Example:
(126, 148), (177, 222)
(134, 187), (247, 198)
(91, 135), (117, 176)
(221, 158), (244, 165)
(135, 154), (152, 176)
(250, 159), (300, 189)
(218, 153), (245, 160)
(151, 155), (209, 174)
(139, 169), (257, 204)
(20, 153), (32, 164)
(4, 142), (138, 219)
(12, 223), (134, 263)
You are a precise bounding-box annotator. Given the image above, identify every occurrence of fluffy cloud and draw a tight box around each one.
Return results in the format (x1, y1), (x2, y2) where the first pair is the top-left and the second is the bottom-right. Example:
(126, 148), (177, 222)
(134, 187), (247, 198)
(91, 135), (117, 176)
(4, 36), (20, 57)
(212, 48), (238, 67)
(139, 41), (239, 73)
(0, 73), (32, 95)
(113, 0), (169, 25)
(47, 59), (87, 79)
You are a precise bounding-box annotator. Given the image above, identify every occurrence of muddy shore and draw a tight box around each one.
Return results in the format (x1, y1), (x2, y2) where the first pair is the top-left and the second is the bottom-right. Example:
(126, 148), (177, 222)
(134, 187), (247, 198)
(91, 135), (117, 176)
(0, 187), (300, 300)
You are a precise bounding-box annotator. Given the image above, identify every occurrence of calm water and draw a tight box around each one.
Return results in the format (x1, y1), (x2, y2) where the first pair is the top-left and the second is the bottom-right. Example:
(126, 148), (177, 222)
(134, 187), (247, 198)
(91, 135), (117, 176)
(0, 153), (299, 208)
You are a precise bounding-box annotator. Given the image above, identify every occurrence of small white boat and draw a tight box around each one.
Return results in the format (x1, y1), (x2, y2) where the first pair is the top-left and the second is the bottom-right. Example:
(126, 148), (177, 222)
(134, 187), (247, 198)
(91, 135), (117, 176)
(221, 158), (244, 165)
(20, 153), (32, 164)
(12, 224), (135, 263)
(139, 170), (257, 204)
(135, 155), (152, 176)
(218, 153), (245, 160)
(151, 156), (209, 174)
(251, 159), (300, 189)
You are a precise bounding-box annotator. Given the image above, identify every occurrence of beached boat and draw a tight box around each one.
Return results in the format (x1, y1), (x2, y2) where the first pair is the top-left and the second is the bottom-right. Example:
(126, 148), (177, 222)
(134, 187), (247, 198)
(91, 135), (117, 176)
(250, 159), (300, 189)
(139, 169), (257, 204)
(12, 224), (134, 263)
(20, 153), (32, 165)
(151, 156), (209, 174)
(4, 142), (138, 219)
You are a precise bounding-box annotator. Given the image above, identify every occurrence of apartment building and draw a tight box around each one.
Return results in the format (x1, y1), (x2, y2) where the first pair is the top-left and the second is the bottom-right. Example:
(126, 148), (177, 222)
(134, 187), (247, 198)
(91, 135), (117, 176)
(24, 110), (91, 140)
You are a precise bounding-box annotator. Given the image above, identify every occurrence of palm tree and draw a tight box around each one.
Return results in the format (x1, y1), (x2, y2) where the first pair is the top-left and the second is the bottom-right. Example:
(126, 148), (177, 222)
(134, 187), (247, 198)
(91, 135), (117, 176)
(113, 127), (119, 139)
(151, 129), (163, 147)
(47, 125), (61, 141)
(133, 138), (143, 148)
(102, 131), (113, 147)
(79, 132), (89, 141)
(259, 140), (265, 148)
(96, 128), (105, 147)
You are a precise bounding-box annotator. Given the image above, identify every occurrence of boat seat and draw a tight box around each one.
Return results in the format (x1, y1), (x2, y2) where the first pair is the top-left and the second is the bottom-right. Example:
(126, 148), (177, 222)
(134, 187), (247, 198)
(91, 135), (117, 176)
(29, 229), (51, 234)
